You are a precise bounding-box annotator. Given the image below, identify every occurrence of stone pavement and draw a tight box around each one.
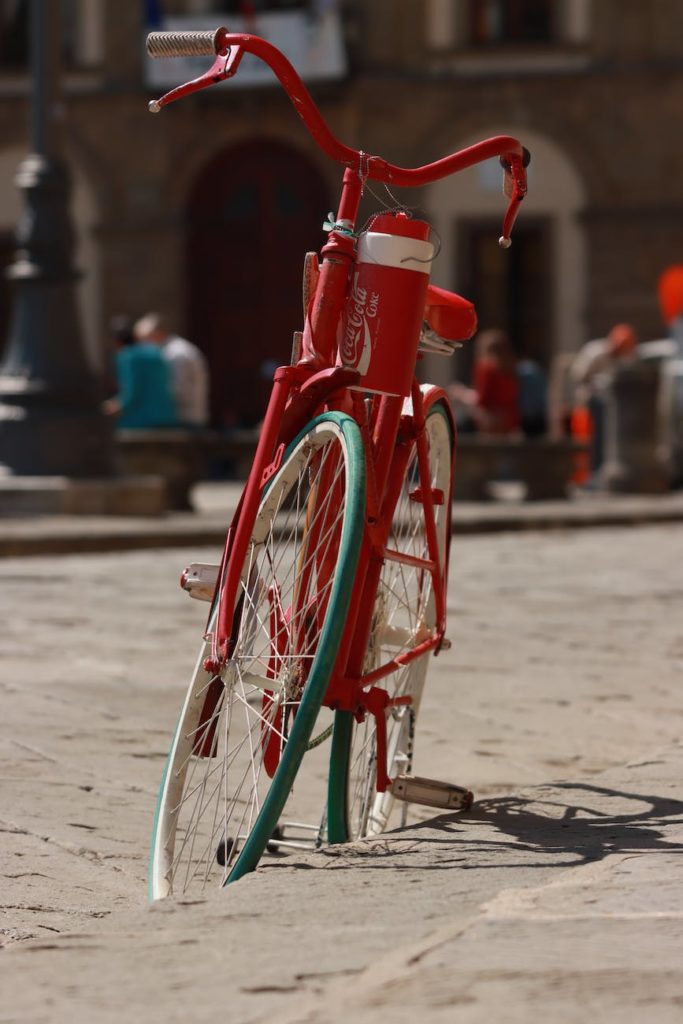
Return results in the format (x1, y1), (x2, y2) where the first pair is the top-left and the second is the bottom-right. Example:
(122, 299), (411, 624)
(1, 522), (682, 1021)
(1, 479), (683, 556)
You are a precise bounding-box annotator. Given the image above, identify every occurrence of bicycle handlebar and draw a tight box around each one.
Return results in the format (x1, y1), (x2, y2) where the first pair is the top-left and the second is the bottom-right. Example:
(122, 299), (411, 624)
(146, 27), (529, 238)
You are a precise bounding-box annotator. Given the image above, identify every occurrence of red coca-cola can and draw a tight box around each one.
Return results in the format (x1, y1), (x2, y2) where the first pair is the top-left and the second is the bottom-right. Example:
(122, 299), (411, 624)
(340, 213), (434, 397)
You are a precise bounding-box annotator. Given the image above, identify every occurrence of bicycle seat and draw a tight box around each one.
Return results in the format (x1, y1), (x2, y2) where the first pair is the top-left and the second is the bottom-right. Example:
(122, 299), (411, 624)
(425, 285), (477, 342)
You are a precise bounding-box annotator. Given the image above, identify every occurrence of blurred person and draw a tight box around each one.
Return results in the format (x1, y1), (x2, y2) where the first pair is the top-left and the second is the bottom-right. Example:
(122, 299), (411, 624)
(571, 322), (637, 402)
(134, 313), (209, 428)
(103, 315), (179, 429)
(448, 328), (521, 435)
(517, 357), (548, 437)
(570, 322), (637, 477)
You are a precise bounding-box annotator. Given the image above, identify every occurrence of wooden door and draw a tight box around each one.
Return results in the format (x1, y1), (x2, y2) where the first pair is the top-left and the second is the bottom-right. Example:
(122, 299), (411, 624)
(186, 140), (330, 427)
(457, 216), (552, 379)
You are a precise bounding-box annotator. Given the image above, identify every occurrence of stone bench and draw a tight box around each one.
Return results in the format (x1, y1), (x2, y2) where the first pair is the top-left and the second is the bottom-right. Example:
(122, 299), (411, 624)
(115, 428), (262, 510)
(116, 428), (584, 510)
(116, 429), (212, 510)
(454, 436), (586, 501)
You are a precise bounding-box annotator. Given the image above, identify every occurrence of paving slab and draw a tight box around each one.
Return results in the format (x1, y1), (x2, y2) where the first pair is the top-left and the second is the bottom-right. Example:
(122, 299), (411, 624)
(1, 524), (682, 1022)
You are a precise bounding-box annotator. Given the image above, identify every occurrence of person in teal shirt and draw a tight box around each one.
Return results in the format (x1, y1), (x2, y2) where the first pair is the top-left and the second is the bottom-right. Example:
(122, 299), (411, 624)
(104, 316), (179, 428)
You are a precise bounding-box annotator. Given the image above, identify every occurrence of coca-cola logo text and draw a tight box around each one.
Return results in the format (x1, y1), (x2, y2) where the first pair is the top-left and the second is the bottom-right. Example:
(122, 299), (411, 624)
(341, 279), (379, 369)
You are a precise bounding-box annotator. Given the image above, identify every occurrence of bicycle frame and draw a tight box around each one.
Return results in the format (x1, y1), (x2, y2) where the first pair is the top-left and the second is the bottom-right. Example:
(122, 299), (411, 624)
(148, 27), (528, 796)
(203, 372), (451, 793)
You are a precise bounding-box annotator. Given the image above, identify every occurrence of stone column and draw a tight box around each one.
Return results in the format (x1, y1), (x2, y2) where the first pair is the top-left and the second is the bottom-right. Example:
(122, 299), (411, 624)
(600, 359), (670, 494)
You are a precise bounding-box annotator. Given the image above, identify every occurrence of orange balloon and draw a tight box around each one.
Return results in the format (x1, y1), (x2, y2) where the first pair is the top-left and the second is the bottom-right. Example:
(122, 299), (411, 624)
(658, 266), (683, 324)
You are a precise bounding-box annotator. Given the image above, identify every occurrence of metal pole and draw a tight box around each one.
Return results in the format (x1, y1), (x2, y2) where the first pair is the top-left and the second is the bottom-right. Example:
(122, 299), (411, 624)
(32, 0), (59, 156)
(660, 316), (683, 486)
(0, 0), (114, 478)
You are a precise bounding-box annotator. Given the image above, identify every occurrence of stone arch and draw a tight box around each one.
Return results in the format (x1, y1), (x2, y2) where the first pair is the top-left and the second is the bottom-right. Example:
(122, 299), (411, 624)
(424, 126), (587, 384)
(164, 121), (337, 215)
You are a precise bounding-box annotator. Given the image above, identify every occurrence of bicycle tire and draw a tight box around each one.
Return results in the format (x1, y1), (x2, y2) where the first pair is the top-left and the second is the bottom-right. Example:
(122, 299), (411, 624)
(149, 412), (365, 899)
(327, 400), (454, 842)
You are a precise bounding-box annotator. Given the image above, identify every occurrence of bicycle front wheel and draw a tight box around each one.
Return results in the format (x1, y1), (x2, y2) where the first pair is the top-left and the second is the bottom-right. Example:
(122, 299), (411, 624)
(328, 399), (454, 842)
(149, 412), (365, 899)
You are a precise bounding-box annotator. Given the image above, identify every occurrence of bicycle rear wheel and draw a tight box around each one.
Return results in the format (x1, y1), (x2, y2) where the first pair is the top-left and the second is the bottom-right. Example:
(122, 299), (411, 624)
(149, 412), (365, 899)
(328, 400), (454, 842)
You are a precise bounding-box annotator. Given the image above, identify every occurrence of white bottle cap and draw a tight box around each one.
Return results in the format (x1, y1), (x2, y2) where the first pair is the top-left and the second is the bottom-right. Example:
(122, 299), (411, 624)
(357, 231), (434, 274)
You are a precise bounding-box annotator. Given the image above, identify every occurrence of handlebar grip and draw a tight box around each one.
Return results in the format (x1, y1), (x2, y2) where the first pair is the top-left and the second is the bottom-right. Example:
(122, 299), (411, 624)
(146, 27), (228, 59)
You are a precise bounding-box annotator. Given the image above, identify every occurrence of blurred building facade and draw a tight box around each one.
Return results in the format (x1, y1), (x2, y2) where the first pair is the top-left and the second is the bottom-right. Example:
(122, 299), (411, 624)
(1, 0), (682, 426)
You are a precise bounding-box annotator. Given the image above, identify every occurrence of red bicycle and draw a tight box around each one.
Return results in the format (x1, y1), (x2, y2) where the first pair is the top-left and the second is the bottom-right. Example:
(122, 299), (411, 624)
(146, 27), (529, 900)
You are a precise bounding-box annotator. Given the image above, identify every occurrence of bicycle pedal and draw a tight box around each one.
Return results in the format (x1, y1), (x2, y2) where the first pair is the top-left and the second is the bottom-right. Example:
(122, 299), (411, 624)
(180, 562), (220, 602)
(390, 774), (473, 811)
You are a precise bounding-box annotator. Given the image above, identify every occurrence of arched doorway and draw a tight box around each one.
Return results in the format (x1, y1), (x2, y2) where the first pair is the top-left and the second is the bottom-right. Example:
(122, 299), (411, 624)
(425, 128), (586, 387)
(186, 139), (331, 427)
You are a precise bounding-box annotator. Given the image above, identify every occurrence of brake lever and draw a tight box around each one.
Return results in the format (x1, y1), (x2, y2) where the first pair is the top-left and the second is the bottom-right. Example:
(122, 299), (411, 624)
(148, 45), (244, 113)
(498, 147), (530, 248)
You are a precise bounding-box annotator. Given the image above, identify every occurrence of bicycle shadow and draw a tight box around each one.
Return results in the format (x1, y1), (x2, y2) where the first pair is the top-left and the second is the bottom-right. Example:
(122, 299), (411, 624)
(311, 780), (683, 873)
(395, 780), (683, 869)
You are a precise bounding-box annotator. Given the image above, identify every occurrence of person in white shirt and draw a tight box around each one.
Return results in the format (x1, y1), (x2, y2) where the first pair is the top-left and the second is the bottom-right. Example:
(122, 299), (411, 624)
(571, 323), (636, 405)
(570, 323), (636, 475)
(134, 312), (209, 427)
